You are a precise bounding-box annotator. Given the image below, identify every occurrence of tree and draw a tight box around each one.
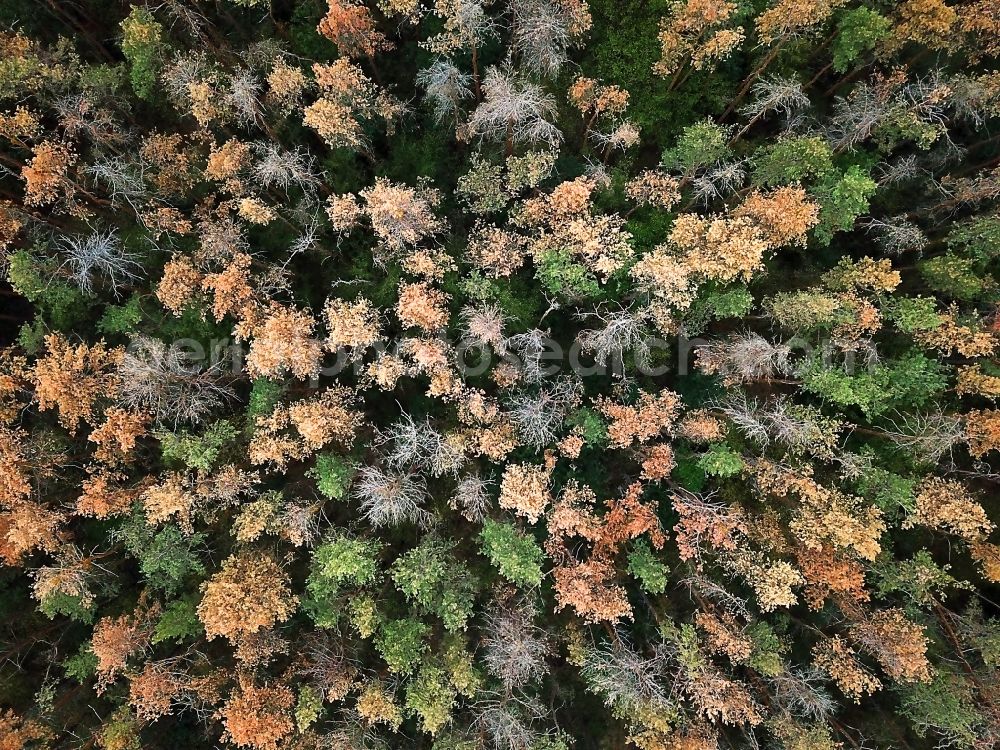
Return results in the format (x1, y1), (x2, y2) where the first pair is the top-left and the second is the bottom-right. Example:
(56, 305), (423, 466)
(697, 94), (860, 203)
(5, 4), (1000, 749)
(120, 8), (164, 101)
(391, 536), (477, 631)
(654, 0), (744, 79)
(303, 60), (380, 150)
(218, 677), (295, 750)
(479, 519), (545, 587)
(246, 305), (324, 380)
(510, 0), (591, 79)
(468, 64), (562, 151)
(32, 334), (122, 433)
(832, 8), (892, 73)
(197, 554), (297, 641)
(317, 0), (393, 59)
(417, 59), (473, 123)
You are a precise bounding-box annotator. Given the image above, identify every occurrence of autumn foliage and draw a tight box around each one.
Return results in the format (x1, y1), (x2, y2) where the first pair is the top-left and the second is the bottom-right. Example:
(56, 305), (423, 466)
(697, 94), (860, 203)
(0, 2), (999, 750)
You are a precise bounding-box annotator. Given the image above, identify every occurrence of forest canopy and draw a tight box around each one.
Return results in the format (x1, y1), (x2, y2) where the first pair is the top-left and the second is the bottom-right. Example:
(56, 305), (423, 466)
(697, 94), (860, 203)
(1, 0), (1000, 749)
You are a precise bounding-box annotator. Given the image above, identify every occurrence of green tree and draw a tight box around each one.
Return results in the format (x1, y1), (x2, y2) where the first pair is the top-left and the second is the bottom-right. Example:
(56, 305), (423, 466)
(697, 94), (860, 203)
(479, 519), (545, 588)
(832, 9), (892, 73)
(392, 538), (477, 632)
(120, 8), (164, 101)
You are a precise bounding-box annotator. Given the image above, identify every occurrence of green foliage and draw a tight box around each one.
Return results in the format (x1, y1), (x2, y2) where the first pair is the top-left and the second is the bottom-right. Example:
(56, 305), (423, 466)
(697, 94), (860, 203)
(309, 453), (356, 500)
(962, 602), (1000, 667)
(442, 634), (482, 697)
(479, 519), (544, 588)
(100, 707), (142, 750)
(920, 254), (997, 301)
(876, 109), (945, 152)
(114, 514), (206, 595)
(157, 420), (237, 472)
(17, 319), (47, 355)
(140, 527), (205, 595)
(7, 250), (89, 330)
(766, 290), (856, 332)
(898, 672), (982, 749)
(98, 295), (143, 335)
(683, 286), (754, 335)
(38, 589), (94, 623)
(660, 620), (705, 674)
(152, 597), (203, 644)
(627, 540), (668, 594)
(304, 534), (381, 627)
(672, 452), (707, 492)
(295, 685), (323, 732)
(565, 407), (608, 446)
(661, 120), (731, 174)
(406, 662), (457, 736)
(812, 166), (878, 246)
(875, 551), (973, 605)
(63, 645), (98, 683)
(247, 378), (283, 423)
(946, 215), (1000, 263)
(79, 62), (127, 97)
(376, 618), (430, 675)
(855, 467), (917, 516)
(432, 735), (478, 750)
(120, 7), (164, 101)
(752, 136), (834, 187)
(747, 622), (785, 677)
(349, 594), (380, 638)
(457, 270), (543, 330)
(530, 737), (572, 750)
(698, 443), (744, 477)
(799, 350), (948, 418)
(535, 248), (602, 300)
(582, 0), (690, 149)
(392, 538), (477, 631)
(4, 4), (1000, 748)
(884, 296), (943, 334)
(314, 534), (381, 586)
(832, 9), (892, 73)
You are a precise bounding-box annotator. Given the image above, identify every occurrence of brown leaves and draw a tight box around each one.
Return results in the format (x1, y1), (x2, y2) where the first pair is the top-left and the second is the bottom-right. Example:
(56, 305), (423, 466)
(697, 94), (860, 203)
(22, 140), (76, 207)
(396, 281), (451, 331)
(197, 553), (297, 641)
(128, 662), (183, 722)
(156, 256), (204, 316)
(852, 609), (931, 684)
(317, 0), (393, 58)
(32, 334), (122, 434)
(813, 636), (882, 702)
(217, 677), (295, 750)
(498, 463), (552, 523)
(361, 178), (446, 253)
(905, 477), (994, 541)
(246, 305), (324, 381)
(595, 389), (682, 448)
(0, 710), (50, 750)
(88, 408), (147, 466)
(550, 482), (664, 623)
(92, 610), (154, 692)
(655, 0), (744, 77)
(303, 60), (379, 150)
(249, 386), (362, 469)
(964, 409), (1000, 459)
(552, 558), (632, 624)
(734, 186), (820, 248)
(0, 426), (32, 507)
(142, 472), (197, 533)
